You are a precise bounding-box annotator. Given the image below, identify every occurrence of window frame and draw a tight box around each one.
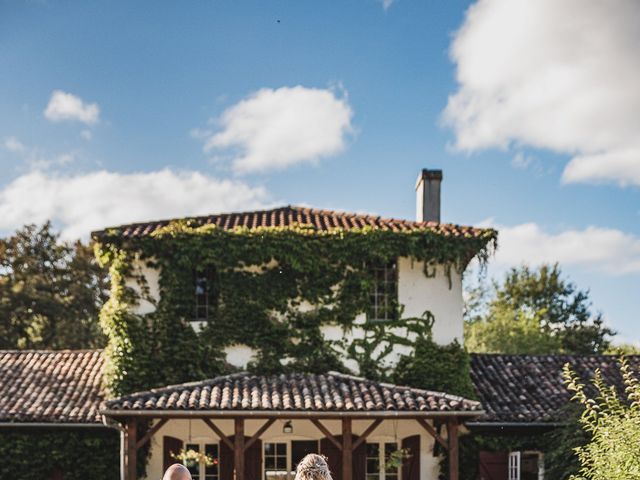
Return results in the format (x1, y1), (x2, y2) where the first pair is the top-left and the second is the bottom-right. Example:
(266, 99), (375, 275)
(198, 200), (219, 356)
(263, 440), (320, 480)
(366, 260), (399, 322)
(194, 267), (218, 322)
(365, 440), (400, 480)
(182, 442), (220, 480)
(263, 441), (289, 480)
(509, 450), (544, 480)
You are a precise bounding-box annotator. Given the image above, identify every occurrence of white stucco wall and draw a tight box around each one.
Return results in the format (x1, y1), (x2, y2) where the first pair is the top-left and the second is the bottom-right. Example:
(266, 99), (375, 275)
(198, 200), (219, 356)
(397, 258), (463, 345)
(126, 256), (464, 372)
(143, 418), (441, 480)
(126, 258), (161, 316)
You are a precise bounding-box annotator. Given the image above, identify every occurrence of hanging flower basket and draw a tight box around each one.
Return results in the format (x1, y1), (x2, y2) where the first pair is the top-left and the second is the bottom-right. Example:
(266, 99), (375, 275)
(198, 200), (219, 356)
(171, 448), (217, 467)
(385, 448), (412, 471)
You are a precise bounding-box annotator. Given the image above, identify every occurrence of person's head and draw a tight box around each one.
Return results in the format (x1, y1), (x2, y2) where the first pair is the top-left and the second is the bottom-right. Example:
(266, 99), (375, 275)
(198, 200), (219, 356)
(163, 463), (192, 480)
(294, 454), (332, 480)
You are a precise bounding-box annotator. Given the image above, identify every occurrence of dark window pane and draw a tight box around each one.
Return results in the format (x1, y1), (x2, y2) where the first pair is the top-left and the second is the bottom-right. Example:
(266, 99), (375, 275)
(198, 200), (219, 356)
(205, 444), (219, 475)
(366, 443), (380, 457)
(367, 459), (380, 474)
(276, 443), (287, 456)
(292, 441), (319, 467)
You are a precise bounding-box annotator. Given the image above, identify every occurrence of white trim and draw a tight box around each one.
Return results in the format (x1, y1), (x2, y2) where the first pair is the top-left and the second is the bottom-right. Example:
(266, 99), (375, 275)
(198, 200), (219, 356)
(508, 451), (520, 480)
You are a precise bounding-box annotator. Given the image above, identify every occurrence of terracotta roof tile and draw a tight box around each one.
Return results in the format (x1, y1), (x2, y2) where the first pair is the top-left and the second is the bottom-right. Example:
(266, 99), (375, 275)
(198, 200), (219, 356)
(0, 350), (105, 424)
(91, 205), (492, 240)
(470, 354), (640, 423)
(104, 372), (481, 414)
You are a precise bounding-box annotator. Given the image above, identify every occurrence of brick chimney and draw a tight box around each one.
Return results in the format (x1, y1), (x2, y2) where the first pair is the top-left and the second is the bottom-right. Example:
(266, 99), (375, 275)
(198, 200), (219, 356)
(415, 169), (442, 223)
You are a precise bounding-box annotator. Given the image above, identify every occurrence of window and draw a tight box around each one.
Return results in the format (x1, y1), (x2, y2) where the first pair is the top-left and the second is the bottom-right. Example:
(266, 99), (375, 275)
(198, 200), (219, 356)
(183, 443), (219, 480)
(194, 268), (217, 321)
(366, 442), (399, 480)
(264, 442), (288, 480)
(204, 444), (220, 480)
(264, 440), (319, 480)
(508, 452), (520, 480)
(367, 261), (398, 321)
(509, 451), (544, 480)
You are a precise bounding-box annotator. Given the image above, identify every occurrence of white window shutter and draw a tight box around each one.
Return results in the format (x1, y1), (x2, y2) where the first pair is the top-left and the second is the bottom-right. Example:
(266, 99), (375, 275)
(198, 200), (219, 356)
(538, 453), (545, 480)
(508, 451), (521, 480)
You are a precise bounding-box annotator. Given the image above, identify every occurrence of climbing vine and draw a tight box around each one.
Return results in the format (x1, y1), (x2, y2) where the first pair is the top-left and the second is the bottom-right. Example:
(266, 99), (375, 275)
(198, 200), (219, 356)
(96, 221), (496, 397)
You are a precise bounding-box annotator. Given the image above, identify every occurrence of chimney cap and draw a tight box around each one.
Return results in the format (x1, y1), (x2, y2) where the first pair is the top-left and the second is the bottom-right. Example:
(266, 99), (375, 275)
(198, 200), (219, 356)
(415, 169), (443, 188)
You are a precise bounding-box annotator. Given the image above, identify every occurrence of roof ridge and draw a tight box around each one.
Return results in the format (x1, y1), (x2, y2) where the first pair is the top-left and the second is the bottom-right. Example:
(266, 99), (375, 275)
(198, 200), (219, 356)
(0, 349), (102, 354)
(107, 371), (481, 408)
(91, 204), (489, 239)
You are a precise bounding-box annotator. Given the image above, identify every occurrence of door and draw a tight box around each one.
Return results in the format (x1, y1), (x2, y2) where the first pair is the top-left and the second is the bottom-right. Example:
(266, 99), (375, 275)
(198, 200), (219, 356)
(478, 452), (508, 480)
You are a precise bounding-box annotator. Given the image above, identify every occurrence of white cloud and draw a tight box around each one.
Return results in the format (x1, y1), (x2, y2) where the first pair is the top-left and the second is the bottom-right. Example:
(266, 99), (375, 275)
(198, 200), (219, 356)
(200, 85), (353, 174)
(443, 0), (640, 186)
(44, 90), (100, 125)
(511, 152), (533, 170)
(0, 169), (272, 240)
(4, 136), (26, 153)
(485, 221), (640, 275)
(2, 137), (76, 170)
(80, 130), (93, 141)
(380, 0), (395, 10)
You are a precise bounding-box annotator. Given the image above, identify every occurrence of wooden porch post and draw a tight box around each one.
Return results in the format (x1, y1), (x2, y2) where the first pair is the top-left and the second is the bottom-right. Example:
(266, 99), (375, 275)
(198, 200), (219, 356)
(342, 417), (352, 480)
(125, 418), (137, 480)
(234, 418), (245, 480)
(447, 419), (459, 480)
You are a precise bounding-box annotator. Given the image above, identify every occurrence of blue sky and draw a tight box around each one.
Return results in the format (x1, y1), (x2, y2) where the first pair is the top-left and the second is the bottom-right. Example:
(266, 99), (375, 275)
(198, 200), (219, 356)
(1, 0), (639, 342)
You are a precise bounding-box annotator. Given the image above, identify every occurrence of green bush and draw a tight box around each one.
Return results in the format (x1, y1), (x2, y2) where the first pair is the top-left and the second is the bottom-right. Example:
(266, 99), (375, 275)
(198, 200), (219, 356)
(0, 428), (120, 480)
(564, 357), (640, 479)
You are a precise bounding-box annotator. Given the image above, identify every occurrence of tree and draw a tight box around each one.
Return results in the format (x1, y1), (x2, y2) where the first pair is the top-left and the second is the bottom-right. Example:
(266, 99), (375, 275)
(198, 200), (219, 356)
(0, 222), (109, 349)
(564, 358), (640, 479)
(465, 264), (613, 354)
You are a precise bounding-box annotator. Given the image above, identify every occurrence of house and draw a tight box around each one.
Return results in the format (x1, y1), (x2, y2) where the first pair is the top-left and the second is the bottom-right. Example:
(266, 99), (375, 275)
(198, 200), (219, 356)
(0, 169), (630, 480)
(85, 169), (497, 480)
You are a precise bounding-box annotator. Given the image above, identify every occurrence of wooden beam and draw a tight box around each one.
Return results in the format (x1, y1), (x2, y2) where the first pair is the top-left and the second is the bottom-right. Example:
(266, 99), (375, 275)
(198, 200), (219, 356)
(126, 418), (137, 480)
(416, 418), (448, 450)
(136, 418), (168, 450)
(244, 418), (275, 451)
(448, 419), (459, 480)
(353, 419), (383, 449)
(202, 418), (233, 450)
(234, 418), (245, 480)
(342, 418), (353, 480)
(310, 419), (341, 451)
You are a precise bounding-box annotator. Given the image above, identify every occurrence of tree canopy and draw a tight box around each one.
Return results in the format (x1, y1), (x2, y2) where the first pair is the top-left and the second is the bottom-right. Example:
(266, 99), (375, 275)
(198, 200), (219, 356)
(0, 222), (108, 349)
(465, 264), (614, 354)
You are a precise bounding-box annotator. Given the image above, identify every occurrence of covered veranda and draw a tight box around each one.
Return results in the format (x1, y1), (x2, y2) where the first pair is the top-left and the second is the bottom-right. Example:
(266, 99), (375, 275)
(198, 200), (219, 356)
(101, 372), (484, 480)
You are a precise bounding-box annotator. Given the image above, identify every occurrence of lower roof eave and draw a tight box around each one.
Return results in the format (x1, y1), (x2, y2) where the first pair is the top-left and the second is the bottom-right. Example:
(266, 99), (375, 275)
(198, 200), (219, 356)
(0, 421), (111, 429)
(466, 421), (564, 429)
(101, 409), (486, 420)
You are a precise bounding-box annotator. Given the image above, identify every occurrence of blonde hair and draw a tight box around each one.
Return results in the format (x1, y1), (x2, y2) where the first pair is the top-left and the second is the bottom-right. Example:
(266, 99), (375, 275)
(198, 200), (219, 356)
(295, 454), (333, 480)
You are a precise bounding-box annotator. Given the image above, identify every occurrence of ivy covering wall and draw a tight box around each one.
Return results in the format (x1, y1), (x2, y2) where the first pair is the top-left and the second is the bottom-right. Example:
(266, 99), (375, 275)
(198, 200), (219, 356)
(96, 222), (496, 398)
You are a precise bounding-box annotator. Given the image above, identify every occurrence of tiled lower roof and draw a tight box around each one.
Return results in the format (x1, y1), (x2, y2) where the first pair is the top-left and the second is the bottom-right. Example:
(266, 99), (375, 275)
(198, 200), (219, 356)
(91, 205), (494, 240)
(470, 354), (640, 423)
(103, 372), (482, 415)
(0, 350), (105, 424)
(3, 350), (634, 425)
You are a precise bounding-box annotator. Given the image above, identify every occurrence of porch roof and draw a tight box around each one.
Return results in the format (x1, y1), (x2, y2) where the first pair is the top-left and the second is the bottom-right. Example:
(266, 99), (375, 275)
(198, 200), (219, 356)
(102, 371), (482, 418)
